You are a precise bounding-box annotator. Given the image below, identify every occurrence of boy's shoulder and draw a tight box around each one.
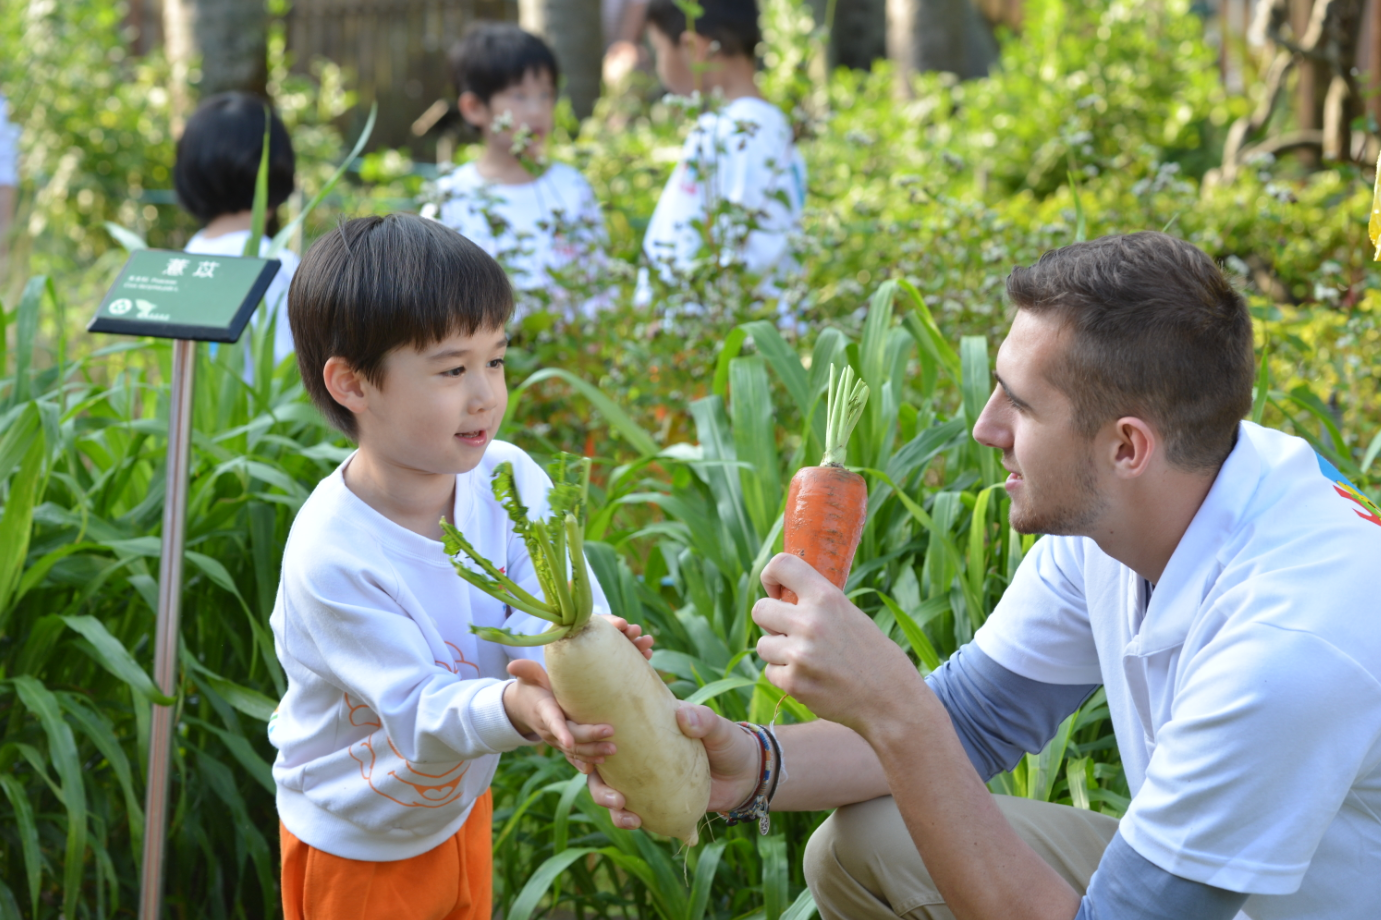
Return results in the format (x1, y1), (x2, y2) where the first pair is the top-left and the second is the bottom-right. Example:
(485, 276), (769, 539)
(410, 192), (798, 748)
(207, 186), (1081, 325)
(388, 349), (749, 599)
(281, 460), (399, 587)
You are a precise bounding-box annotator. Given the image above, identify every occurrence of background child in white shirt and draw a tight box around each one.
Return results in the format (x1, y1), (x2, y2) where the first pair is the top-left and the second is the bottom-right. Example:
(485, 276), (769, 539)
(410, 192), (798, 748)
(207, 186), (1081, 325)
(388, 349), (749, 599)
(430, 24), (608, 319)
(641, 0), (807, 292)
(272, 212), (649, 919)
(175, 92), (300, 375)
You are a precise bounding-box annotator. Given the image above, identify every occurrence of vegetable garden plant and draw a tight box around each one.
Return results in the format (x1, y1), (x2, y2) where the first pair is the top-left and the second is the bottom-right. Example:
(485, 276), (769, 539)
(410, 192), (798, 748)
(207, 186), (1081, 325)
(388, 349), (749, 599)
(3, 0), (1381, 917)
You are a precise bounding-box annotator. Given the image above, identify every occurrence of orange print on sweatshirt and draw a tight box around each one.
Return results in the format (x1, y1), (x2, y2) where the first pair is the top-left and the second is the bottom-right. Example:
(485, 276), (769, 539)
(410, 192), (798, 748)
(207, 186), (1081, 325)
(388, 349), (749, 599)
(342, 640), (481, 808)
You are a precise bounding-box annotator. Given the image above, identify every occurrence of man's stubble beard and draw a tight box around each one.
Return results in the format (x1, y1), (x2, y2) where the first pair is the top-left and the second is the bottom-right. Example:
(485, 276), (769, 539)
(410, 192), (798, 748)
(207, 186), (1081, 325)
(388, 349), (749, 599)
(1007, 446), (1107, 537)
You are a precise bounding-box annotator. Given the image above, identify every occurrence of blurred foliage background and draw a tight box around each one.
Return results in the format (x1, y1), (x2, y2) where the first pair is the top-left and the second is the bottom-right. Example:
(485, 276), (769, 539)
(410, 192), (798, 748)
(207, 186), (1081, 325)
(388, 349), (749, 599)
(2, 0), (1380, 917)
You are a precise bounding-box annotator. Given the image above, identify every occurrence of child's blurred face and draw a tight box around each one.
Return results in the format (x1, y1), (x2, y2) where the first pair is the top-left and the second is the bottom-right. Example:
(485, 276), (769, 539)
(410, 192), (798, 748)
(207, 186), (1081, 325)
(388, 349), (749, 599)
(463, 68), (556, 158)
(648, 25), (696, 96)
(354, 325), (509, 476)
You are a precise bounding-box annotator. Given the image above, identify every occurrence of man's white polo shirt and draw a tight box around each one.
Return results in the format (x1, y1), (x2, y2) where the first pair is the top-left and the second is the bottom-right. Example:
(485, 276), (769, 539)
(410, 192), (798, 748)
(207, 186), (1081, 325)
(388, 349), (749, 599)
(974, 421), (1381, 919)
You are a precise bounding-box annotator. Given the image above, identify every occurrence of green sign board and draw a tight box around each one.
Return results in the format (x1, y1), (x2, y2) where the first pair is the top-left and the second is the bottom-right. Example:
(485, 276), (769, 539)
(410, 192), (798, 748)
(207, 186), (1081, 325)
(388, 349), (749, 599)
(87, 249), (281, 342)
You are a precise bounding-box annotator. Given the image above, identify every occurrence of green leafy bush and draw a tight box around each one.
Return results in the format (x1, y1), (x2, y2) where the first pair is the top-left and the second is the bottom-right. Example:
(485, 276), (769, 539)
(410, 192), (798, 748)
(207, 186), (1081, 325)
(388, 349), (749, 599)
(2, 0), (1380, 916)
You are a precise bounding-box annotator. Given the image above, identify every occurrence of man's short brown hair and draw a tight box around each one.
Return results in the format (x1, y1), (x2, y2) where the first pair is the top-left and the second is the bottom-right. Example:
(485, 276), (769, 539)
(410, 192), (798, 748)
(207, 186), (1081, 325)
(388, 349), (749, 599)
(1006, 231), (1254, 473)
(288, 213), (513, 437)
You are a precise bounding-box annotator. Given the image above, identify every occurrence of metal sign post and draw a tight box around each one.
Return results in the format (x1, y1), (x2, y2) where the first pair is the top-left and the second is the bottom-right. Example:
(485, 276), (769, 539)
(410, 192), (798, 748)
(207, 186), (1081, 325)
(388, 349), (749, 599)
(88, 249), (279, 920)
(138, 337), (196, 920)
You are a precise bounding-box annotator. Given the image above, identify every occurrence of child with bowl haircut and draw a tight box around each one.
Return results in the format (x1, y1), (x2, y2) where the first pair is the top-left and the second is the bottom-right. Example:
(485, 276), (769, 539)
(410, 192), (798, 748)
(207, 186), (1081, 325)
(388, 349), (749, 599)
(272, 214), (649, 920)
(175, 92), (299, 372)
(431, 23), (607, 318)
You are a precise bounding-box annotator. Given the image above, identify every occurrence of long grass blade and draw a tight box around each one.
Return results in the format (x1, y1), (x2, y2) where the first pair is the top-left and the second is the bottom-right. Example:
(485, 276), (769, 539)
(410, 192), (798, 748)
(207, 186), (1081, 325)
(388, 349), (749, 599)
(505, 848), (600, 920)
(14, 676), (87, 918)
(10, 276), (46, 407)
(0, 433), (45, 625)
(516, 368), (659, 456)
(268, 103), (379, 258)
(687, 839), (727, 920)
(684, 675), (755, 706)
(61, 614), (174, 703)
(759, 834), (789, 920)
(0, 774), (42, 917)
(781, 888), (819, 920)
(243, 107), (272, 258)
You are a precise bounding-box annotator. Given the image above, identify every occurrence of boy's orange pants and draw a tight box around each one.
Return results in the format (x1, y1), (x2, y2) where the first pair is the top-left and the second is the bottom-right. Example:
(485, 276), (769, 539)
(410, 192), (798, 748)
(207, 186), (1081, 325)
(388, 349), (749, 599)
(280, 790), (492, 920)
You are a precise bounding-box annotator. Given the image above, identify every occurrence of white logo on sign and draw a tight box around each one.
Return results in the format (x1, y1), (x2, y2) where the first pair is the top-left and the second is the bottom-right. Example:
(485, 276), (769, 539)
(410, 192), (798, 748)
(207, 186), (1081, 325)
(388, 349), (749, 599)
(193, 260), (219, 278)
(108, 298), (133, 315)
(136, 299), (159, 317)
(164, 258), (190, 277)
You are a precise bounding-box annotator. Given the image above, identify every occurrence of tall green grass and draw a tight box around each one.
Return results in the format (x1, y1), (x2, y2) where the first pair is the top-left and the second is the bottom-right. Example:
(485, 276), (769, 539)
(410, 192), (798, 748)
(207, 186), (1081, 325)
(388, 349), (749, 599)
(7, 261), (1376, 916)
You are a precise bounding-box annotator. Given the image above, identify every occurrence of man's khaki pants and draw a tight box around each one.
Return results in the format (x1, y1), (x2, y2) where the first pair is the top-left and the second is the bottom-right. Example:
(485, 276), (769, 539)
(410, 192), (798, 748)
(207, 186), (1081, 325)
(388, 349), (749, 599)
(804, 794), (1120, 920)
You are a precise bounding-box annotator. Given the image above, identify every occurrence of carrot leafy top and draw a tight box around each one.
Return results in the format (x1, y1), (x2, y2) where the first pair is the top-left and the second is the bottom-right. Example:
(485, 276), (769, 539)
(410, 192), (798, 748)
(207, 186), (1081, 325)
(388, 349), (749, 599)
(821, 364), (870, 468)
(441, 453), (594, 647)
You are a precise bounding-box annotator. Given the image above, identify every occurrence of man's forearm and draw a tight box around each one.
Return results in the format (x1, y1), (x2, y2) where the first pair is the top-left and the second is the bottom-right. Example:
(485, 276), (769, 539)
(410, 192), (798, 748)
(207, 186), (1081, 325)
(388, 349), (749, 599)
(868, 686), (1081, 920)
(770, 719), (890, 811)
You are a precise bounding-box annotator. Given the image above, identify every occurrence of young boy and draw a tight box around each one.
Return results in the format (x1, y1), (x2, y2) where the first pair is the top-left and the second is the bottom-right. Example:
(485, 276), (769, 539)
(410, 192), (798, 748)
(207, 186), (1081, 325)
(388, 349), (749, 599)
(175, 92), (299, 372)
(642, 0), (807, 290)
(272, 213), (648, 919)
(430, 24), (607, 318)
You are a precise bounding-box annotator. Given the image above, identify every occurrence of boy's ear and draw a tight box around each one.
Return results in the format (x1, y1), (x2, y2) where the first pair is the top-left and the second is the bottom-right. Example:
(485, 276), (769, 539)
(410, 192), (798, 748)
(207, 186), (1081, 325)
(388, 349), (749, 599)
(322, 356), (370, 417)
(458, 91), (489, 130)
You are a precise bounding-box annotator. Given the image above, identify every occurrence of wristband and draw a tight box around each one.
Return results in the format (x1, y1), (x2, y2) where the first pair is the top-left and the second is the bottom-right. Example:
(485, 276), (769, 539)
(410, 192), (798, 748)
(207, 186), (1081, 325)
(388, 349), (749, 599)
(719, 722), (776, 835)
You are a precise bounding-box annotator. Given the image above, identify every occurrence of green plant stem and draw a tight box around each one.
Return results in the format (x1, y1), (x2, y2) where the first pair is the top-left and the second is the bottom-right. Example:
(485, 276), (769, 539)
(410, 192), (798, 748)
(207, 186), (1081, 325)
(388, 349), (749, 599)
(820, 363), (869, 467)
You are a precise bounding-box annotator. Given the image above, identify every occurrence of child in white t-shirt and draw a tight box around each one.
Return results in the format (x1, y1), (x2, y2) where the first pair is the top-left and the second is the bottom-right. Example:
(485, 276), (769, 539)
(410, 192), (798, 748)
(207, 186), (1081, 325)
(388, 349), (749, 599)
(271, 212), (650, 919)
(174, 93), (300, 373)
(642, 0), (807, 292)
(428, 24), (607, 319)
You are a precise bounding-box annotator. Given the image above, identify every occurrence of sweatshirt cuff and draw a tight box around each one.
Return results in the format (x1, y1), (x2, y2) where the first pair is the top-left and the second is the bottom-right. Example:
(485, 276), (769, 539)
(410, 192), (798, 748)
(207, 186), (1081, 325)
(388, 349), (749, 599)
(471, 679), (533, 753)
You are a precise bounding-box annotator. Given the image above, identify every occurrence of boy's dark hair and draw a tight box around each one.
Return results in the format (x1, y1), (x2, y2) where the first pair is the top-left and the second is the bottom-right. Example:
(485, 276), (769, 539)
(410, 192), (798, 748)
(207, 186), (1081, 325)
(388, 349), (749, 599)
(448, 23), (560, 107)
(646, 0), (761, 58)
(289, 214), (514, 438)
(174, 92), (295, 224)
(1007, 231), (1254, 474)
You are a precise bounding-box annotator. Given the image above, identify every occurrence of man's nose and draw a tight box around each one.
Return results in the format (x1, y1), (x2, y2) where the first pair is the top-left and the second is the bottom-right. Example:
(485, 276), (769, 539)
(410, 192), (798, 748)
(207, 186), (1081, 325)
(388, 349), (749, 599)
(972, 386), (1011, 450)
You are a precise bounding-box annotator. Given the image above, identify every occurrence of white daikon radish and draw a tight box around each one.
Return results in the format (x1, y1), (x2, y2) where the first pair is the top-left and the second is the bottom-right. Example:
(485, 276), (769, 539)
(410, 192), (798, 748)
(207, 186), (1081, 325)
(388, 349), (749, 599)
(442, 455), (711, 845)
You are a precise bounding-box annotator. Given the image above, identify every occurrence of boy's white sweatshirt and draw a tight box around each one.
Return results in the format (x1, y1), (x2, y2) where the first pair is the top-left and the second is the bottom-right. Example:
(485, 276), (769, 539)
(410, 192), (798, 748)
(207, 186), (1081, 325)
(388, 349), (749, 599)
(269, 441), (607, 861)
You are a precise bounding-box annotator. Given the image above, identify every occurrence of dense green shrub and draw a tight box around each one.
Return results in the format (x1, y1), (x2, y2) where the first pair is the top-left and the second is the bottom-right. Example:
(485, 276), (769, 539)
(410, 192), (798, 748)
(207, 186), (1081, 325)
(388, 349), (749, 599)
(2, 0), (1380, 916)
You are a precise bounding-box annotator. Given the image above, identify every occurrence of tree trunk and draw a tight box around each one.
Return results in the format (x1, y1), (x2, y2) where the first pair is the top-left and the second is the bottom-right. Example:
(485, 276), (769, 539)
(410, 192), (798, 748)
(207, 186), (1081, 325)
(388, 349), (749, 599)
(887, 0), (998, 88)
(519, 0), (603, 120)
(832, 0), (888, 71)
(164, 0), (267, 128)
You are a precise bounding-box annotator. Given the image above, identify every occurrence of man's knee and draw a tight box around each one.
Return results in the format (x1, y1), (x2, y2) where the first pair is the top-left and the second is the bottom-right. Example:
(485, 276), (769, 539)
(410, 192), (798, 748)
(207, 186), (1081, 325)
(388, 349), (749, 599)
(805, 797), (895, 890)
(805, 797), (942, 920)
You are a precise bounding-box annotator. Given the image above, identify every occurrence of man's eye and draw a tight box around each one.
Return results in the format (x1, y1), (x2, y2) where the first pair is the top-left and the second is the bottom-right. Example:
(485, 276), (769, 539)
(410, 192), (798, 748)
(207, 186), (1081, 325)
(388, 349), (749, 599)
(444, 366), (465, 378)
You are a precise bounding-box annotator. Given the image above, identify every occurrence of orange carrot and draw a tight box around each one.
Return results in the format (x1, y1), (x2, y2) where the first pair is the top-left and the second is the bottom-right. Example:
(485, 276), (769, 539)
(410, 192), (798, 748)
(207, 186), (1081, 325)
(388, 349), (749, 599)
(780, 364), (870, 604)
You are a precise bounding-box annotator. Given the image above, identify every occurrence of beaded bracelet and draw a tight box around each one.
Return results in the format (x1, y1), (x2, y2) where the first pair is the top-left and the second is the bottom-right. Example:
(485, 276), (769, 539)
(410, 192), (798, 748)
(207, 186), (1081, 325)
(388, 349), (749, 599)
(720, 722), (776, 835)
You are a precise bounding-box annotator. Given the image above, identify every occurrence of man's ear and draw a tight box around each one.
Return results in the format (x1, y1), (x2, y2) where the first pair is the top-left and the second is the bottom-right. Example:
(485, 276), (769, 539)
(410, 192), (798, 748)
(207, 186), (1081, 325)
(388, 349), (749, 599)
(1108, 416), (1157, 480)
(458, 91), (489, 130)
(323, 357), (369, 419)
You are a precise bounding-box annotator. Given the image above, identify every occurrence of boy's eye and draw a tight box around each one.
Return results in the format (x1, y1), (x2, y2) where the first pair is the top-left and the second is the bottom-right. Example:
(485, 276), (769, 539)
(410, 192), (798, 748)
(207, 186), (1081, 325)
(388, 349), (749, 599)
(487, 357), (506, 369)
(444, 366), (465, 378)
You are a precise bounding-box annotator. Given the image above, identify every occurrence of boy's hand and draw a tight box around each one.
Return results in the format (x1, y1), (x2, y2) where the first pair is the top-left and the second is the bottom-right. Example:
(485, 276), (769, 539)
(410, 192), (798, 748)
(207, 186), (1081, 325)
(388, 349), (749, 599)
(503, 616), (653, 769)
(602, 614), (654, 659)
(503, 660), (615, 761)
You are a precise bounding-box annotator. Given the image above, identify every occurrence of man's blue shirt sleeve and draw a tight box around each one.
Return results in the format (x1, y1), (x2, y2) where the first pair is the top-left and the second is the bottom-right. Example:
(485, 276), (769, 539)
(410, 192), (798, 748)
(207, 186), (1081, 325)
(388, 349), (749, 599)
(925, 642), (1096, 781)
(1075, 832), (1248, 920)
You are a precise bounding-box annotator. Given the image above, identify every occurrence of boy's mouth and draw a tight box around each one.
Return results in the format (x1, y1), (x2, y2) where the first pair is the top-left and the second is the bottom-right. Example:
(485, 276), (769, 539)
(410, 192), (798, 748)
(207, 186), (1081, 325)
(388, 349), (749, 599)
(456, 429), (489, 447)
